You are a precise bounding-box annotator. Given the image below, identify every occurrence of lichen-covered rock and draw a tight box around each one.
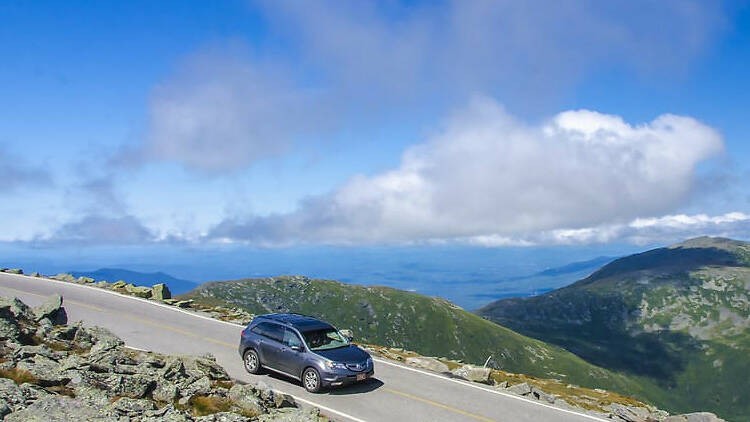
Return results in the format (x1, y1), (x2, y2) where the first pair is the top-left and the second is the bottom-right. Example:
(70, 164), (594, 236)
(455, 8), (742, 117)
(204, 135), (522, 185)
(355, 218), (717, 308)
(405, 356), (449, 373)
(152, 283), (172, 300)
(0, 295), (330, 422)
(451, 364), (492, 384)
(125, 283), (153, 298)
(32, 294), (64, 323)
(508, 382), (532, 396)
(4, 396), (119, 422)
(229, 383), (264, 415)
(52, 273), (76, 282)
(77, 276), (95, 283)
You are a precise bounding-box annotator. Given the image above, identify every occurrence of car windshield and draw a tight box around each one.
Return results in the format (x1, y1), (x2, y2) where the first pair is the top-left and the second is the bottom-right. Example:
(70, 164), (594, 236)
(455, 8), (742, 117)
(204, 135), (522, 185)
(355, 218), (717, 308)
(301, 327), (350, 351)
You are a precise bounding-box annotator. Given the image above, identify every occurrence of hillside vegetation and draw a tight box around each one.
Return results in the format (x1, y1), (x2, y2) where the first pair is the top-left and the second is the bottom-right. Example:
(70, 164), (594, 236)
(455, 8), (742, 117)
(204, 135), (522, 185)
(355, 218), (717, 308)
(477, 237), (750, 421)
(179, 275), (660, 400)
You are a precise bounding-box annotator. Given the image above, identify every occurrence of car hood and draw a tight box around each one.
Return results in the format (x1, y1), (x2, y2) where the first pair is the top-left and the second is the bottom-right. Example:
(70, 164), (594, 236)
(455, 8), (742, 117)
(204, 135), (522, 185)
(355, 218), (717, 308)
(313, 345), (369, 363)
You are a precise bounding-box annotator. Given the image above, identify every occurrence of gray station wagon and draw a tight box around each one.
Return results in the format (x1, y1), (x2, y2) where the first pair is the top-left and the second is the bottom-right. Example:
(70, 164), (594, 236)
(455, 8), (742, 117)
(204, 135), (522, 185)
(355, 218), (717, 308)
(238, 313), (374, 392)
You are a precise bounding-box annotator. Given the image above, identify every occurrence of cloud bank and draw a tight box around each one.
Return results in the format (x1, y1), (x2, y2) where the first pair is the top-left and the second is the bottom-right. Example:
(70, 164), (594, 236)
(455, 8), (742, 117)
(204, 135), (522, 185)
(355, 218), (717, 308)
(207, 98), (725, 246)
(135, 0), (726, 172)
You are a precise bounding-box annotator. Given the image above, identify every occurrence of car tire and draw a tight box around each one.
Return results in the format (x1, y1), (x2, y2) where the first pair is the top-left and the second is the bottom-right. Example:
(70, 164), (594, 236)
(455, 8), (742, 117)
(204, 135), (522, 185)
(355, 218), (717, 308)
(243, 349), (262, 374)
(302, 367), (322, 393)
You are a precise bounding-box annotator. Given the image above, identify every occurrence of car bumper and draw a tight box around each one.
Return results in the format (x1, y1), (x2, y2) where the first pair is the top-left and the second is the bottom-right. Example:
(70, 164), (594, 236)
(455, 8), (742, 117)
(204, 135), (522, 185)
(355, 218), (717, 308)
(320, 368), (375, 387)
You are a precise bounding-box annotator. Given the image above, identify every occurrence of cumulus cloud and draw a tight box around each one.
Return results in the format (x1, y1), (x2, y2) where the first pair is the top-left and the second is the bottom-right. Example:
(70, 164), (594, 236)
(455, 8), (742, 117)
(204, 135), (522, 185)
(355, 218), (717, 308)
(207, 98), (725, 246)
(135, 0), (726, 171)
(136, 46), (325, 172)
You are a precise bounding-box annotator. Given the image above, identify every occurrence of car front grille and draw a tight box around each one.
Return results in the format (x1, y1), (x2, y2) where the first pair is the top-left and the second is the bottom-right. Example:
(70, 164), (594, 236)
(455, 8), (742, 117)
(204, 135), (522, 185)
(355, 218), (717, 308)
(346, 361), (366, 372)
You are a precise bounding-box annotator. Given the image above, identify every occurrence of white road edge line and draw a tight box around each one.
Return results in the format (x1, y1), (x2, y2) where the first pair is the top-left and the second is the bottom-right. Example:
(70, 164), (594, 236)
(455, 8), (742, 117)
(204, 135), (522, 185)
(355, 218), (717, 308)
(372, 358), (610, 422)
(7, 272), (608, 422)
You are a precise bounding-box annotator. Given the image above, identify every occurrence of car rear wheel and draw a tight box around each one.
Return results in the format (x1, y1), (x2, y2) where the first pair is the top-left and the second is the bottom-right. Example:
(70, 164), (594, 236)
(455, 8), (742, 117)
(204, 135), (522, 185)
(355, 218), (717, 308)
(302, 367), (322, 393)
(243, 349), (261, 374)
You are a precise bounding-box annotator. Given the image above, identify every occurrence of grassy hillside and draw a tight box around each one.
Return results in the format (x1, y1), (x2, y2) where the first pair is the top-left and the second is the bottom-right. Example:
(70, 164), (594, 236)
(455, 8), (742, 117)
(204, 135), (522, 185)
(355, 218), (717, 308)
(477, 236), (750, 421)
(179, 275), (661, 401)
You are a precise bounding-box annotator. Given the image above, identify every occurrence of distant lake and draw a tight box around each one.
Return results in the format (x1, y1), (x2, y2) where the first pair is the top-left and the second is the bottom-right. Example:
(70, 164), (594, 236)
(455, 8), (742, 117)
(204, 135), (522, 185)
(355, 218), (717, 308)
(0, 243), (641, 310)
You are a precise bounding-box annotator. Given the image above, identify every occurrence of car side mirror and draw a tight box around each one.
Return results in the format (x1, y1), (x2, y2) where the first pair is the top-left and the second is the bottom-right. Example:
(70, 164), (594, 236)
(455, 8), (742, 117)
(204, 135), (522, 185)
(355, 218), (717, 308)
(291, 345), (303, 352)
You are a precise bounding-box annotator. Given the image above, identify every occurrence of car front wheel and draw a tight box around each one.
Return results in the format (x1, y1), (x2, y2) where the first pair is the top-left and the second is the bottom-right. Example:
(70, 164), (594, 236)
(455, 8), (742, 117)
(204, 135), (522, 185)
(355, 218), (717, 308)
(243, 349), (262, 374)
(302, 367), (322, 393)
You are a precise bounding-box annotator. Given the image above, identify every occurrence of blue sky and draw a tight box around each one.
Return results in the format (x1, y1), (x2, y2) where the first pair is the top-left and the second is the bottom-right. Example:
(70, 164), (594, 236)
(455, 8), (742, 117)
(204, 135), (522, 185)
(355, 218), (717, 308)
(2, 0), (750, 251)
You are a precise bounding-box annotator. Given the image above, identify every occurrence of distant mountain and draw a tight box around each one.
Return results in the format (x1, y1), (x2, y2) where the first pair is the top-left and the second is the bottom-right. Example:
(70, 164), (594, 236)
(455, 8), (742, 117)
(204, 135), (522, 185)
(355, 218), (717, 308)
(178, 275), (661, 401)
(69, 268), (198, 294)
(477, 237), (750, 421)
(534, 255), (614, 277)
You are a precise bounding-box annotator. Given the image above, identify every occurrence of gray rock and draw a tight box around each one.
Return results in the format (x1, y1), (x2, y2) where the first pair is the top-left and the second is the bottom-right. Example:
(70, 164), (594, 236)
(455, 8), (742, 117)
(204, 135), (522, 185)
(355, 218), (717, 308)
(256, 407), (322, 422)
(4, 395), (119, 422)
(111, 396), (156, 415)
(405, 356), (450, 373)
(125, 284), (153, 298)
(32, 294), (64, 323)
(4, 268), (23, 275)
(196, 412), (251, 422)
(76, 276), (95, 284)
(16, 354), (70, 386)
(530, 386), (557, 404)
(118, 374), (156, 398)
(153, 381), (179, 402)
(152, 283), (172, 300)
(229, 383), (264, 415)
(451, 364), (492, 384)
(607, 403), (652, 422)
(182, 375), (212, 397)
(52, 273), (76, 282)
(508, 382), (532, 396)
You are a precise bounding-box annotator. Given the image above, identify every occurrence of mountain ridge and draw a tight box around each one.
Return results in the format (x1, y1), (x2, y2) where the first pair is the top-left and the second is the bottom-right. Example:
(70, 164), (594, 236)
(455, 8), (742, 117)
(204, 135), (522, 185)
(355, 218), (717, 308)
(477, 236), (750, 421)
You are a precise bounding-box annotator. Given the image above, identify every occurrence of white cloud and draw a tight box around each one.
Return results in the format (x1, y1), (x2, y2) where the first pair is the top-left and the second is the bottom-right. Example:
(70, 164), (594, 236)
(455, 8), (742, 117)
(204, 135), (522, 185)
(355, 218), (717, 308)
(139, 46), (326, 172)
(133, 1), (726, 172)
(207, 98), (725, 246)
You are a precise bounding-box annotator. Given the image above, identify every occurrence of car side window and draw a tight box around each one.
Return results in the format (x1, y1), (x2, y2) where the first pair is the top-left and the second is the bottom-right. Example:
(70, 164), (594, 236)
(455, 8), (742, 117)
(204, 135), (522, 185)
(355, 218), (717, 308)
(250, 322), (271, 337)
(283, 328), (302, 348)
(264, 323), (284, 342)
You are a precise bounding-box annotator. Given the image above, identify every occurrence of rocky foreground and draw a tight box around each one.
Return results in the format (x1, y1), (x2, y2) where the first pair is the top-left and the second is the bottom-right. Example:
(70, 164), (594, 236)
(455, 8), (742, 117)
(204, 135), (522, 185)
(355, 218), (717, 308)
(0, 294), (325, 421)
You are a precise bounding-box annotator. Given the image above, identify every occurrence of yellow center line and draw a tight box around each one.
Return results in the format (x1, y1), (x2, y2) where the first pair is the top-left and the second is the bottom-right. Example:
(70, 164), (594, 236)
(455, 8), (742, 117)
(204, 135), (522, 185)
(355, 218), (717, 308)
(120, 313), (237, 349)
(0, 285), (47, 298)
(383, 387), (500, 422)
(65, 299), (105, 312)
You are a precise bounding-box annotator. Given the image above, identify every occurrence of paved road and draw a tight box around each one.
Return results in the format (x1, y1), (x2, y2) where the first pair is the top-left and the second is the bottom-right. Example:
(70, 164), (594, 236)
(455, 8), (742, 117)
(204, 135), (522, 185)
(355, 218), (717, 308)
(0, 272), (606, 422)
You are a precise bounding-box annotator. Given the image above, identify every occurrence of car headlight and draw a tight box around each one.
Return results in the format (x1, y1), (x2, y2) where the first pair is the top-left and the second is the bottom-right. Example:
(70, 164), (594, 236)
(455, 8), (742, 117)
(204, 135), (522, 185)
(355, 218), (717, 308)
(326, 361), (347, 370)
(366, 357), (373, 367)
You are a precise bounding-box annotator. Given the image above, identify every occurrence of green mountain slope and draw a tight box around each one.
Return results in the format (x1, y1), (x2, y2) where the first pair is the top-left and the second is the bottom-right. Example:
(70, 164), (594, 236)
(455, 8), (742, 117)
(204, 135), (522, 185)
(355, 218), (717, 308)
(179, 275), (658, 399)
(477, 236), (750, 421)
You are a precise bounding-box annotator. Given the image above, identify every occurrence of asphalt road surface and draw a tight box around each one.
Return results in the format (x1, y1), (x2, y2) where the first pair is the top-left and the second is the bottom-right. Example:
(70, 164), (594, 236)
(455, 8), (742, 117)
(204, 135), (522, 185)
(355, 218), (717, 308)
(0, 272), (607, 422)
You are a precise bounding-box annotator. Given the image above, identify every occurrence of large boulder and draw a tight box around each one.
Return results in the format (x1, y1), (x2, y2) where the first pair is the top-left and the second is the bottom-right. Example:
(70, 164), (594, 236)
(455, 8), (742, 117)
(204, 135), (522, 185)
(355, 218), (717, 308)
(52, 273), (76, 282)
(229, 384), (264, 415)
(32, 294), (64, 324)
(508, 382), (532, 396)
(451, 364), (492, 384)
(152, 283), (171, 300)
(405, 356), (450, 373)
(4, 395), (119, 422)
(125, 284), (153, 298)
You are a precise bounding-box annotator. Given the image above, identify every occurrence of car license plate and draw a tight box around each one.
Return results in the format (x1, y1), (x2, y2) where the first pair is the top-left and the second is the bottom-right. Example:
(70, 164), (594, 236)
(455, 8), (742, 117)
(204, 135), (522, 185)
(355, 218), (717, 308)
(356, 373), (367, 381)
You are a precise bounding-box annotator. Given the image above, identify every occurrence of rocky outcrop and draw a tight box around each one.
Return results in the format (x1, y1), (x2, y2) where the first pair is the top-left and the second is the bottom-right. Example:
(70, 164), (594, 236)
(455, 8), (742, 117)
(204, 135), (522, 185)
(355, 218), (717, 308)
(0, 295), (325, 422)
(404, 356), (449, 373)
(451, 364), (492, 384)
(152, 283), (172, 300)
